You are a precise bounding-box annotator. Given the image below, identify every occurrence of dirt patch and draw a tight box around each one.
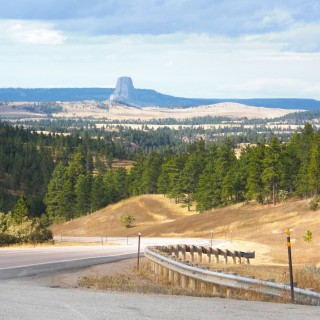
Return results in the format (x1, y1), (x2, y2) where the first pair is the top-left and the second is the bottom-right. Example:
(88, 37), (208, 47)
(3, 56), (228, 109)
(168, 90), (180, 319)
(51, 259), (137, 289)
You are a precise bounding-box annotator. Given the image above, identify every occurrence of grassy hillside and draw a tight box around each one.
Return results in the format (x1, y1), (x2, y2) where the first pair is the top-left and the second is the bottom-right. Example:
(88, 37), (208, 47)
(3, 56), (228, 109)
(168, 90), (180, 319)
(52, 195), (320, 265)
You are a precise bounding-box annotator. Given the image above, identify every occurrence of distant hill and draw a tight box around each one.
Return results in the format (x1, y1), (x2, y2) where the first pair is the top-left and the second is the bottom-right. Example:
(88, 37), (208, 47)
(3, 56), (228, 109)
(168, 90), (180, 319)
(1, 77), (320, 110)
(0, 88), (114, 102)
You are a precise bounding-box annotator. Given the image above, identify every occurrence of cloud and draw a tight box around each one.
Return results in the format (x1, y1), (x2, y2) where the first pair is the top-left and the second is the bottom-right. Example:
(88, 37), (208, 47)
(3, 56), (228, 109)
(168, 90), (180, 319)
(1, 20), (66, 45)
(0, 0), (319, 38)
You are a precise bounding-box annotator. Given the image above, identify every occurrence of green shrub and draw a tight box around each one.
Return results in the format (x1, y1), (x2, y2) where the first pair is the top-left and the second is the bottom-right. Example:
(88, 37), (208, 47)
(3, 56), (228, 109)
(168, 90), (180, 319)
(0, 212), (53, 246)
(309, 197), (319, 211)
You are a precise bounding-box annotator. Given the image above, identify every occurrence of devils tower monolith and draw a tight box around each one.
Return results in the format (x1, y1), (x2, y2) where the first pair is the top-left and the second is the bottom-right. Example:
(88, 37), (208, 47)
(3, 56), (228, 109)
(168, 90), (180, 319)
(110, 76), (135, 103)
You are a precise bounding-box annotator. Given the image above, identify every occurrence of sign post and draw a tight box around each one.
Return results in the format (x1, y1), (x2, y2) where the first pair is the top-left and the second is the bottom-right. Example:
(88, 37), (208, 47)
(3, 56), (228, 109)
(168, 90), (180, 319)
(137, 232), (142, 270)
(286, 228), (294, 303)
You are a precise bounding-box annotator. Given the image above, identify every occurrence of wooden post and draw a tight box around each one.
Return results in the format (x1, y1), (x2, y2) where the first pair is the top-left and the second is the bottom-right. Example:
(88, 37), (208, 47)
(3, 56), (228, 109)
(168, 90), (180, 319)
(181, 275), (188, 289)
(286, 229), (295, 303)
(168, 269), (174, 283)
(190, 245), (195, 262)
(173, 272), (179, 286)
(215, 249), (219, 263)
(232, 251), (237, 264)
(137, 232), (141, 270)
(189, 278), (196, 291)
(182, 244), (187, 260)
(206, 246), (212, 263)
(212, 284), (221, 296)
(237, 251), (242, 264)
(163, 267), (169, 281)
(198, 246), (203, 263)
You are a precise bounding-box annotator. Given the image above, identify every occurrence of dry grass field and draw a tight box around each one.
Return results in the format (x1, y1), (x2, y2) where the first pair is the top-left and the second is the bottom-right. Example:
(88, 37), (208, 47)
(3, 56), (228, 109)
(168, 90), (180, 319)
(1, 100), (299, 120)
(52, 195), (320, 266)
(51, 195), (320, 300)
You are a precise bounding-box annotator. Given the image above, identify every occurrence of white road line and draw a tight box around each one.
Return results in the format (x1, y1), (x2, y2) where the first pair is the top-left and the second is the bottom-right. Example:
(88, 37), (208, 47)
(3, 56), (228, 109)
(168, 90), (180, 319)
(0, 253), (130, 270)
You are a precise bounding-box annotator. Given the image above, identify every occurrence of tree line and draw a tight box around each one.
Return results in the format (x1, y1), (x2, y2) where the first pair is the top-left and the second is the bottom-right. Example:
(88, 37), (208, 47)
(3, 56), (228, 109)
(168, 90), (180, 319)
(44, 123), (320, 222)
(2, 122), (320, 223)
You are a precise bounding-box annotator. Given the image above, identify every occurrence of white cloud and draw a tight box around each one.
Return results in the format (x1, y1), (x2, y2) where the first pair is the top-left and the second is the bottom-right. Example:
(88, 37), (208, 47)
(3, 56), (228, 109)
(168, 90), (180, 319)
(2, 20), (66, 45)
(0, 31), (320, 99)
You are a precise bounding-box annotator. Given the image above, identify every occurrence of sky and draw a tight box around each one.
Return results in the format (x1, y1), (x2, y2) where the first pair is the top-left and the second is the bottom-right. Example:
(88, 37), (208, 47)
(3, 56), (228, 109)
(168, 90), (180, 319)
(0, 0), (320, 99)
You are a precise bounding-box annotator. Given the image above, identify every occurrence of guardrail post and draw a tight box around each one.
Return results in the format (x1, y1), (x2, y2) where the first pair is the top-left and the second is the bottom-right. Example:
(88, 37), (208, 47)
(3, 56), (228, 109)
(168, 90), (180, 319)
(154, 263), (159, 275)
(174, 245), (179, 259)
(198, 246), (203, 263)
(182, 244), (187, 260)
(232, 251), (237, 264)
(159, 265), (164, 277)
(237, 251), (242, 264)
(173, 272), (179, 286)
(181, 275), (188, 289)
(222, 250), (228, 264)
(206, 246), (212, 263)
(163, 266), (169, 281)
(214, 249), (219, 263)
(190, 245), (195, 262)
(200, 282), (208, 293)
(168, 269), (174, 283)
(212, 284), (221, 296)
(189, 278), (196, 291)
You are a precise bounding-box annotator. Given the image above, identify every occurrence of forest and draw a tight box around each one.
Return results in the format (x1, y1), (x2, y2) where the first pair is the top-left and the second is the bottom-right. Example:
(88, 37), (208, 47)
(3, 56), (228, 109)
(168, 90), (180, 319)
(1, 121), (320, 224)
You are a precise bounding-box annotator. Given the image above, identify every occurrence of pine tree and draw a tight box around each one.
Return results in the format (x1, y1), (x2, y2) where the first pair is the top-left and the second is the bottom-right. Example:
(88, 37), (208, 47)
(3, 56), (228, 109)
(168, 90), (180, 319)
(13, 196), (29, 224)
(75, 173), (92, 216)
(60, 177), (76, 220)
(262, 138), (281, 205)
(44, 163), (67, 222)
(91, 173), (106, 212)
(246, 143), (266, 203)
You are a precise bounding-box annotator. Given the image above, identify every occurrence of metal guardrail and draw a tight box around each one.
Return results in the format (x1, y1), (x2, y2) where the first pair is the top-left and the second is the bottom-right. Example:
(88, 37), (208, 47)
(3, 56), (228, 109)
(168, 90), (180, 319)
(145, 246), (320, 305)
(157, 244), (255, 264)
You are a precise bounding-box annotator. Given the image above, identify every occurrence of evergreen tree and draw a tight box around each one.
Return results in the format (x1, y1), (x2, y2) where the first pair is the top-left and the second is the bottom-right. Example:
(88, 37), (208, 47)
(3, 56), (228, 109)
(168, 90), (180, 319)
(246, 143), (266, 203)
(13, 196), (29, 224)
(91, 173), (106, 212)
(75, 173), (92, 216)
(60, 177), (76, 220)
(44, 163), (67, 222)
(262, 138), (281, 205)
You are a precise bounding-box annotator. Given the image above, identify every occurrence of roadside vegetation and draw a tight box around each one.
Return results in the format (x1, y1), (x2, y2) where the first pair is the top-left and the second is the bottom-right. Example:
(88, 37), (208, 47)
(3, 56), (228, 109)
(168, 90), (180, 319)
(0, 196), (52, 246)
(78, 259), (320, 304)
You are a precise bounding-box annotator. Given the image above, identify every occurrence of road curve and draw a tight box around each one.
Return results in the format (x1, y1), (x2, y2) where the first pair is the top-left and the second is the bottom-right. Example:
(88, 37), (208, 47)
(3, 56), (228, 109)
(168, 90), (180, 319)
(0, 237), (219, 279)
(1, 237), (319, 320)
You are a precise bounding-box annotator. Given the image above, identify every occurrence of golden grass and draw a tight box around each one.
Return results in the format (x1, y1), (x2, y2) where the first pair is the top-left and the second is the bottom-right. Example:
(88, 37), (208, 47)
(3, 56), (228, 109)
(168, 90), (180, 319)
(78, 261), (207, 297)
(52, 195), (320, 266)
(77, 259), (306, 304)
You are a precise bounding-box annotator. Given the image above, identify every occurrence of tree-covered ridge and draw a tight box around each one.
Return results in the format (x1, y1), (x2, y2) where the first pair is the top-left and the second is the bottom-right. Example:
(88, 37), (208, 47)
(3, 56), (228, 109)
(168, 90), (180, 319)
(44, 123), (320, 222)
(0, 122), (128, 215)
(2, 121), (320, 223)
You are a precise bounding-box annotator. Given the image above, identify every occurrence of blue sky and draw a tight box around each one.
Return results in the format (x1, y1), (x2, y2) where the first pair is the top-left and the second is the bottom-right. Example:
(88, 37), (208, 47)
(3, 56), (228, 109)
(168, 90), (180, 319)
(0, 0), (320, 99)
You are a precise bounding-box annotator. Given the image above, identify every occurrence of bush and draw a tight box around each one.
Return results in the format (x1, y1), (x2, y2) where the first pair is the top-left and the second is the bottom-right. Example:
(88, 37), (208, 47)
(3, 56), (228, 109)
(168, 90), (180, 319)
(120, 214), (135, 229)
(309, 197), (319, 211)
(0, 233), (16, 246)
(0, 212), (53, 246)
(278, 190), (289, 202)
(303, 230), (313, 243)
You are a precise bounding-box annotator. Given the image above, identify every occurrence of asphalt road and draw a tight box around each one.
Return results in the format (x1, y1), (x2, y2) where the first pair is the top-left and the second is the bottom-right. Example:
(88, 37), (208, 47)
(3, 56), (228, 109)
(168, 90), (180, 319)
(1, 279), (320, 320)
(1, 237), (319, 319)
(0, 237), (214, 279)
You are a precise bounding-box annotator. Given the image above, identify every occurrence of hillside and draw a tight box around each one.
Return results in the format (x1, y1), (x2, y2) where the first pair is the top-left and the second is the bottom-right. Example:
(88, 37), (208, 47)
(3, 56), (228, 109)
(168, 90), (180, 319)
(1, 76), (320, 109)
(52, 195), (320, 265)
(0, 100), (300, 120)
